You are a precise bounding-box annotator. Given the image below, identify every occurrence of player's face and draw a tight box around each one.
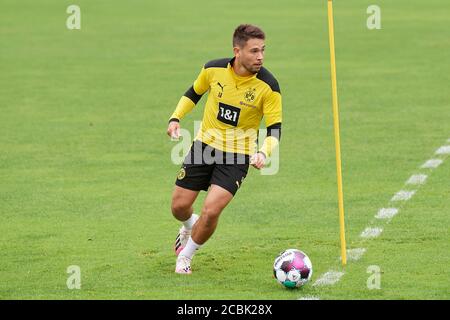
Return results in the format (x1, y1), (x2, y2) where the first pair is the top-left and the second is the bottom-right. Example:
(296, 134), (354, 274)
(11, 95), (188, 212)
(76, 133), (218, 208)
(237, 38), (265, 74)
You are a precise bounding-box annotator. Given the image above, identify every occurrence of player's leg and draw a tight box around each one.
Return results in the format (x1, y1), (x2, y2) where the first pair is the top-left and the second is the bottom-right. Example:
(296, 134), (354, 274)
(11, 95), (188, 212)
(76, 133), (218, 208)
(171, 185), (201, 256)
(175, 184), (233, 274)
(172, 141), (214, 256)
(171, 185), (199, 222)
(191, 184), (234, 244)
(175, 150), (249, 274)
(189, 158), (250, 245)
(176, 159), (249, 274)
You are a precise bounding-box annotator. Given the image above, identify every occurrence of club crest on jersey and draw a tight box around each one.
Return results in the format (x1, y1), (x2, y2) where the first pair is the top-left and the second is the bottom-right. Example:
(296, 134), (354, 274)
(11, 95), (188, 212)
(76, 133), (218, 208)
(177, 168), (186, 180)
(244, 88), (256, 103)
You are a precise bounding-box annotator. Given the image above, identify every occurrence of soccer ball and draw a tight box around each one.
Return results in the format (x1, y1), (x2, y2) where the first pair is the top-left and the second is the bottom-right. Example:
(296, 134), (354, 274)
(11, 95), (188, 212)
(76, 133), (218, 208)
(273, 249), (313, 288)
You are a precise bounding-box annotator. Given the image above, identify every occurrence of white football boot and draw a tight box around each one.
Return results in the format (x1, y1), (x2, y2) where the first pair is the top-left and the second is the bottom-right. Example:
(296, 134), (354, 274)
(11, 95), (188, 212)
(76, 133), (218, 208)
(175, 255), (192, 275)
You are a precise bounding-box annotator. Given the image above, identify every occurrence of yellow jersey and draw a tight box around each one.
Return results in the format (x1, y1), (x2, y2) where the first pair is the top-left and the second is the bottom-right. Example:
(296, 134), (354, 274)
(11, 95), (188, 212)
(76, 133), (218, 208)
(170, 57), (282, 156)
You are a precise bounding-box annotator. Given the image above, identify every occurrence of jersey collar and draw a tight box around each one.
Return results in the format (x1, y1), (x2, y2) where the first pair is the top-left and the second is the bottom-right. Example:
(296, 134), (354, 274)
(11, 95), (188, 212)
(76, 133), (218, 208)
(228, 57), (258, 82)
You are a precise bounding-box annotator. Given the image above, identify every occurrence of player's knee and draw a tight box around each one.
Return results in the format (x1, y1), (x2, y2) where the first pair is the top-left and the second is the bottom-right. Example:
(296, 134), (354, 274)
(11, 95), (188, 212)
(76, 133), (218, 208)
(201, 205), (221, 224)
(171, 200), (189, 219)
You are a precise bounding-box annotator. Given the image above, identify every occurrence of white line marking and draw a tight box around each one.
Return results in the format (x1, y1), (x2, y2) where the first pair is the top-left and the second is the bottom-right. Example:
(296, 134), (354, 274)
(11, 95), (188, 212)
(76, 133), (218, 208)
(360, 227), (383, 239)
(435, 146), (450, 155)
(421, 159), (443, 169)
(406, 174), (428, 185)
(375, 208), (399, 219)
(313, 271), (345, 287)
(298, 296), (320, 300)
(391, 190), (416, 201)
(303, 139), (449, 299)
(342, 248), (366, 262)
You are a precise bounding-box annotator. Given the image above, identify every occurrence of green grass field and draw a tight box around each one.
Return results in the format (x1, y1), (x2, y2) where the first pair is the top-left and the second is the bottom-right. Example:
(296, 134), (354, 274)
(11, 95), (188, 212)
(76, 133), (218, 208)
(1, 0), (449, 300)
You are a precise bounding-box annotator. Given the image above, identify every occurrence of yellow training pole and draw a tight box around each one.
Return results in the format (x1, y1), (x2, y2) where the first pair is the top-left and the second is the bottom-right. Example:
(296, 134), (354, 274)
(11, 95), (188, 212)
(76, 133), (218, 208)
(327, 0), (347, 266)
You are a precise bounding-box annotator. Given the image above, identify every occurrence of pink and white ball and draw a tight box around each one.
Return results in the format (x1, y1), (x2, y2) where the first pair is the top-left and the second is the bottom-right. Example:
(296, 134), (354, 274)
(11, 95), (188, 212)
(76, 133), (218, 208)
(273, 249), (313, 288)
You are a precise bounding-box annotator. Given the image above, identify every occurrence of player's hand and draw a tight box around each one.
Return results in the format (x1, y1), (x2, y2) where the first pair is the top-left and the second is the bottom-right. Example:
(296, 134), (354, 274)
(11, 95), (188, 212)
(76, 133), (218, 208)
(167, 121), (181, 140)
(250, 152), (266, 170)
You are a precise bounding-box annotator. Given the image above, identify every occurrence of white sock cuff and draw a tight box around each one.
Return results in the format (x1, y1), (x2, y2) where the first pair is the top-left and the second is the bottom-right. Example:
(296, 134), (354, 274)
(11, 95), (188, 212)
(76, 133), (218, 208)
(180, 237), (202, 260)
(188, 237), (202, 249)
(182, 213), (199, 230)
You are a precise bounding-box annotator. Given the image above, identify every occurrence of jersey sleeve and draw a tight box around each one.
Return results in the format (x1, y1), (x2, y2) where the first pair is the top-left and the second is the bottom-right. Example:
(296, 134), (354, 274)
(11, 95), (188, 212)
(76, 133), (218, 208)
(259, 90), (282, 157)
(263, 91), (282, 127)
(192, 67), (210, 96)
(169, 67), (210, 122)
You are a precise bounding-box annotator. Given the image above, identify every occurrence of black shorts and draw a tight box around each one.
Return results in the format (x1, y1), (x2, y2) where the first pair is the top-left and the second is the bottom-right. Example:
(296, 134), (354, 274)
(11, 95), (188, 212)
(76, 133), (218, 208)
(175, 140), (250, 196)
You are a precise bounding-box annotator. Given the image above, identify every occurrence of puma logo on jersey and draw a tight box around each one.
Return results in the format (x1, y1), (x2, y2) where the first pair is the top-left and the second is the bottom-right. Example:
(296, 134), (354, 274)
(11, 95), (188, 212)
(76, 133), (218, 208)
(217, 82), (226, 98)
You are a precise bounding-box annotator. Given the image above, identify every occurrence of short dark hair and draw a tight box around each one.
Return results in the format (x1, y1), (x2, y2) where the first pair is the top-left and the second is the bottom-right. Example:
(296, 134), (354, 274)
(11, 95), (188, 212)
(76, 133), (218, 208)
(233, 24), (265, 48)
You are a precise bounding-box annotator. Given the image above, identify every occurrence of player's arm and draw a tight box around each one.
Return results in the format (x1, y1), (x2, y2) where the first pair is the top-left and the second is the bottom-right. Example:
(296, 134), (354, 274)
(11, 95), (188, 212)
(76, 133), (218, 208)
(167, 67), (210, 139)
(251, 90), (282, 169)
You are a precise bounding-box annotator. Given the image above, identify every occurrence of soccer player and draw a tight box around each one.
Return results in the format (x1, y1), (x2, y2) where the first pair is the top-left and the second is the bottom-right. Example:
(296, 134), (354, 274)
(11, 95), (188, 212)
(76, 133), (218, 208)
(167, 24), (282, 274)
